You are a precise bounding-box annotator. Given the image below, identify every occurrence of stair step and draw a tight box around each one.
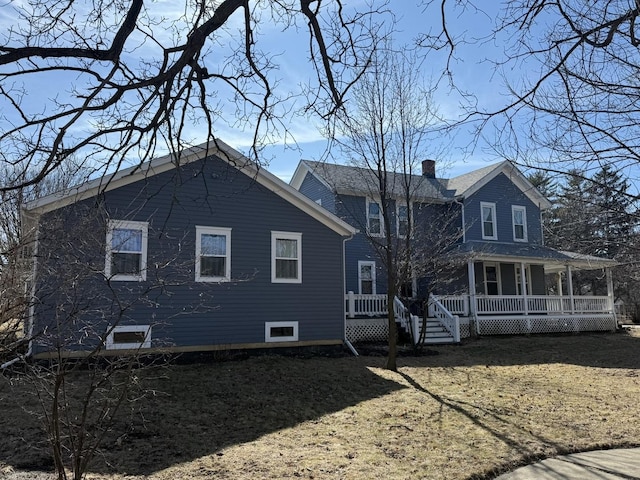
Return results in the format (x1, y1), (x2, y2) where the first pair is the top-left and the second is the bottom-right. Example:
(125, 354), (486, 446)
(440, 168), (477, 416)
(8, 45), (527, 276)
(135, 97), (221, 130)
(423, 337), (456, 344)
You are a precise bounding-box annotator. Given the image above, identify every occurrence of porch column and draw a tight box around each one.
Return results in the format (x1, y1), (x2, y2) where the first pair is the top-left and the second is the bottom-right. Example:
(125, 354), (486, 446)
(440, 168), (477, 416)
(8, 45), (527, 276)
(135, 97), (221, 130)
(556, 272), (563, 296)
(566, 265), (575, 315)
(556, 272), (564, 313)
(606, 267), (617, 330)
(521, 262), (530, 332)
(467, 260), (478, 335)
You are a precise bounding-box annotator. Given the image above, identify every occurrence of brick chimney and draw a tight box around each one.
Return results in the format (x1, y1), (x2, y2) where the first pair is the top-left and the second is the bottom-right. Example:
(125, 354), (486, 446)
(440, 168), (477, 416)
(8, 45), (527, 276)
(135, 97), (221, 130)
(422, 159), (436, 178)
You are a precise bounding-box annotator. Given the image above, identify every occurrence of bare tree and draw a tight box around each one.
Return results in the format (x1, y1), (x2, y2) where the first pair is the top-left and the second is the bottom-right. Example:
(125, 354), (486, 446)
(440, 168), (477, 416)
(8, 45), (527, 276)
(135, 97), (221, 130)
(0, 160), (87, 363)
(13, 199), (220, 480)
(419, 1), (640, 200)
(0, 0), (389, 193)
(329, 42), (453, 370)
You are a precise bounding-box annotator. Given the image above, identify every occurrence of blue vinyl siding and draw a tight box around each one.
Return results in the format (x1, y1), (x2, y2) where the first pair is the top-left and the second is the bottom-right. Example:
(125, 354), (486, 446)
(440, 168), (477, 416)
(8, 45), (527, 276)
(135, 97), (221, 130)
(298, 172), (337, 214)
(32, 155), (347, 354)
(464, 173), (543, 244)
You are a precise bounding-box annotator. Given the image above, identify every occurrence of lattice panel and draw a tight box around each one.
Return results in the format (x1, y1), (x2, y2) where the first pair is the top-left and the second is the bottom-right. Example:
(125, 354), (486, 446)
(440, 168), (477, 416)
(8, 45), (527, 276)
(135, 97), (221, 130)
(346, 318), (388, 342)
(478, 318), (529, 335)
(478, 315), (616, 335)
(459, 319), (471, 339)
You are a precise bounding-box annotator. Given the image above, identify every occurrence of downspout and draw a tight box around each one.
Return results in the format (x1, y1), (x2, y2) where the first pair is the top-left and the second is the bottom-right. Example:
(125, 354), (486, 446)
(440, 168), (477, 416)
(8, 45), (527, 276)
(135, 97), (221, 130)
(342, 234), (359, 356)
(1, 211), (39, 369)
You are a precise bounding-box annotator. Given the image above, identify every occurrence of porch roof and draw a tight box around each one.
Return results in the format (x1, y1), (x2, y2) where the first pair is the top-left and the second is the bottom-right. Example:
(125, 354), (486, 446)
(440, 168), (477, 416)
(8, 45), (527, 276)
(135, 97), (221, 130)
(455, 240), (618, 272)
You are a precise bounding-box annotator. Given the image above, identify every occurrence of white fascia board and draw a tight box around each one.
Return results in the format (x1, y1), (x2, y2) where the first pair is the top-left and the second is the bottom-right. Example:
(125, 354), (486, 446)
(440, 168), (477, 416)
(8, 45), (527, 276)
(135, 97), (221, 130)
(25, 139), (356, 237)
(460, 161), (552, 210)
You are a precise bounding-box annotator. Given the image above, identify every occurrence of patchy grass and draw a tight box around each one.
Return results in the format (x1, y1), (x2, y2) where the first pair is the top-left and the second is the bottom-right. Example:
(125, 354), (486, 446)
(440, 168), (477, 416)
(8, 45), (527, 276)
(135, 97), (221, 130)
(1, 332), (639, 480)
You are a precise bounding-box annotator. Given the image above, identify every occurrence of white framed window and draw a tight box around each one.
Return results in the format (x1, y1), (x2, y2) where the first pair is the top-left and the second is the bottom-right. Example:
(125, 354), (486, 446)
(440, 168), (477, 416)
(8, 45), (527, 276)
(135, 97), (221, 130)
(358, 261), (376, 294)
(106, 325), (151, 350)
(195, 226), (231, 282)
(512, 205), (528, 242)
(271, 231), (302, 283)
(480, 202), (497, 240)
(483, 262), (501, 295)
(397, 204), (410, 237)
(515, 265), (532, 295)
(105, 220), (148, 281)
(265, 321), (299, 342)
(367, 199), (383, 236)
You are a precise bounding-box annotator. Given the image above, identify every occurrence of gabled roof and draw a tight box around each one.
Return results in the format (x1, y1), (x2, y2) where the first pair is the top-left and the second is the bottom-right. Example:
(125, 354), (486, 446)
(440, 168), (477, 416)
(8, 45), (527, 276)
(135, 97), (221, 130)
(444, 161), (552, 209)
(290, 160), (452, 202)
(290, 159), (552, 209)
(24, 140), (357, 237)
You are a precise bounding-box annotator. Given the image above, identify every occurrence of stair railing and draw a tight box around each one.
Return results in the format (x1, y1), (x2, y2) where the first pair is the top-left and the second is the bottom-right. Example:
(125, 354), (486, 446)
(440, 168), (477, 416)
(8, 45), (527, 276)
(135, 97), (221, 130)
(429, 294), (461, 343)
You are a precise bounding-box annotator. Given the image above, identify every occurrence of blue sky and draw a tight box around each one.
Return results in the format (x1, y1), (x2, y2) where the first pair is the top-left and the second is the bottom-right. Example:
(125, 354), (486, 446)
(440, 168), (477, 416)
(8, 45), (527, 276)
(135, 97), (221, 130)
(0, 1), (523, 183)
(236, 1), (515, 182)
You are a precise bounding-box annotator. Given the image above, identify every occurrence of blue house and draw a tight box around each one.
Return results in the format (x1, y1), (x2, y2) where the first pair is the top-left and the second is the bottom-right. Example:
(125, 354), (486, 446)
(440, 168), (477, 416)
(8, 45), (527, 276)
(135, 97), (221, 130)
(291, 159), (618, 342)
(22, 140), (356, 358)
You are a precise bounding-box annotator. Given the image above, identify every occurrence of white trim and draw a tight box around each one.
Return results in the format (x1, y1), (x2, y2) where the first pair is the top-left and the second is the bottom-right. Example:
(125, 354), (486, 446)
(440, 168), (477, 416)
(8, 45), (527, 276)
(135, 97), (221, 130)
(366, 198), (383, 237)
(265, 321), (299, 342)
(105, 220), (148, 281)
(195, 226), (231, 282)
(271, 231), (302, 283)
(24, 140), (356, 237)
(483, 262), (502, 295)
(515, 264), (532, 295)
(106, 325), (152, 350)
(512, 205), (528, 242)
(454, 161), (552, 210)
(358, 260), (376, 295)
(480, 202), (498, 240)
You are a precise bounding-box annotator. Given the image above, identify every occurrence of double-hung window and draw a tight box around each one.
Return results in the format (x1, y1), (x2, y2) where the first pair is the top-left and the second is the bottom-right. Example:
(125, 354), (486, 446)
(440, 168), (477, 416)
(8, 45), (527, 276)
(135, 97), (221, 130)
(480, 202), (497, 240)
(367, 200), (383, 236)
(106, 220), (148, 281)
(512, 206), (528, 242)
(272, 231), (302, 283)
(358, 261), (376, 294)
(196, 226), (231, 282)
(397, 204), (409, 237)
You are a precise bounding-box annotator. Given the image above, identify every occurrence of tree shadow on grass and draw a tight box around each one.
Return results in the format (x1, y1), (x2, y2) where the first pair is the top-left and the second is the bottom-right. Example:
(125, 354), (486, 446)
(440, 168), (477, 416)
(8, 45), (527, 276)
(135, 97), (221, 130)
(0, 355), (405, 476)
(409, 331), (640, 370)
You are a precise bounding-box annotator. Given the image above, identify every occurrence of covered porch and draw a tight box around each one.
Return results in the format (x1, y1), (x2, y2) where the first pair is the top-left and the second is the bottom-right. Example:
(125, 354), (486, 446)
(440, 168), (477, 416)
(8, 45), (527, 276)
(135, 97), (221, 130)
(441, 243), (618, 335)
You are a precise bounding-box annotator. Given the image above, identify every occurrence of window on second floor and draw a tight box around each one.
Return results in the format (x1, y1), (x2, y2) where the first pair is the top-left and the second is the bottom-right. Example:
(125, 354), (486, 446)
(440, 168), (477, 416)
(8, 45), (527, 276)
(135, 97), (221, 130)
(512, 205), (528, 242)
(397, 204), (410, 237)
(367, 200), (383, 236)
(480, 202), (497, 240)
(106, 220), (148, 281)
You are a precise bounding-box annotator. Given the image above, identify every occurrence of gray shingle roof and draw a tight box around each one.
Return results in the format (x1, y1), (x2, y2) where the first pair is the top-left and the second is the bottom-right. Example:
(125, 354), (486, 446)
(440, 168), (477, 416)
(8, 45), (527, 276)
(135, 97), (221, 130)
(454, 240), (617, 269)
(301, 160), (453, 201)
(443, 162), (506, 196)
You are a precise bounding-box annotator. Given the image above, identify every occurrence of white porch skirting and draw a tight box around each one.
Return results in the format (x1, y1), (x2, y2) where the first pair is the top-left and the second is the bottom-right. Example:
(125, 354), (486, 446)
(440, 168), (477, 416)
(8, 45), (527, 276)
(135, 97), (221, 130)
(474, 314), (616, 336)
(346, 318), (388, 342)
(345, 315), (613, 342)
(345, 317), (472, 342)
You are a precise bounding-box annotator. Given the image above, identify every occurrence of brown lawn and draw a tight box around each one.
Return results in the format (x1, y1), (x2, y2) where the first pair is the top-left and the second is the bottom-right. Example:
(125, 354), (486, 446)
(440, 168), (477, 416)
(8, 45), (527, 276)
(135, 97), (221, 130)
(1, 331), (639, 480)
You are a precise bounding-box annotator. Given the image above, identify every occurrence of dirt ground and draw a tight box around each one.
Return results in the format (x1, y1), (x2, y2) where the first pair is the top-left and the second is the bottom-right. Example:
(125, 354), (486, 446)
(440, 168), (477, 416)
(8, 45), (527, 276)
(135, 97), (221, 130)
(1, 331), (639, 480)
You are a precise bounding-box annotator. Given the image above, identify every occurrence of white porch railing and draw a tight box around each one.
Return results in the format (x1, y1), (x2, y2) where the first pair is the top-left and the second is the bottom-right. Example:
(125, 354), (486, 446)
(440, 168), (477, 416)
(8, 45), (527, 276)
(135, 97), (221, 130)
(345, 292), (387, 318)
(427, 295), (460, 343)
(437, 294), (612, 316)
(344, 292), (413, 331)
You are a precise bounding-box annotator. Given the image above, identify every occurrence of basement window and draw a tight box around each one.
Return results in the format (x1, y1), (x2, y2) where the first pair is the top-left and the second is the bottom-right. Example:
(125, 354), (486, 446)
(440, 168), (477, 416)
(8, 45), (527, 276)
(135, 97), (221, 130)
(265, 321), (299, 342)
(106, 325), (152, 350)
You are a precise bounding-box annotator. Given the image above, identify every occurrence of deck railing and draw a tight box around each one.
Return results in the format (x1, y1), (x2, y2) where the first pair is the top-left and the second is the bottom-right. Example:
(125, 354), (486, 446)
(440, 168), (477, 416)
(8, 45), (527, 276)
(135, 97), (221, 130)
(427, 295), (460, 343)
(345, 292), (388, 318)
(437, 294), (612, 316)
